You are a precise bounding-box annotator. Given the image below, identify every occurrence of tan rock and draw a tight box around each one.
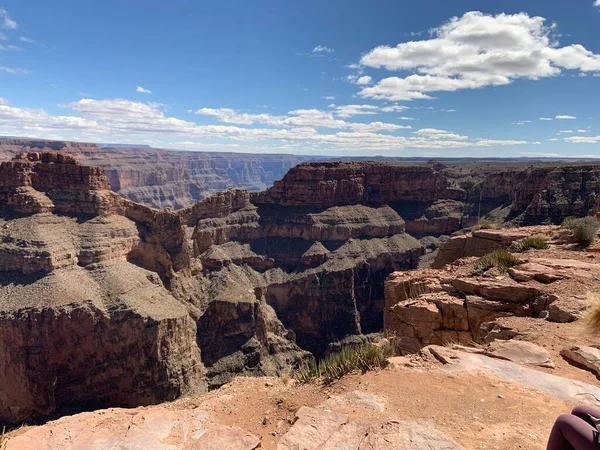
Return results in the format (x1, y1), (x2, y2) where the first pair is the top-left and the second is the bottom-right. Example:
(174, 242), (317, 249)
(451, 277), (540, 303)
(561, 346), (600, 377)
(277, 406), (348, 450)
(482, 340), (555, 368)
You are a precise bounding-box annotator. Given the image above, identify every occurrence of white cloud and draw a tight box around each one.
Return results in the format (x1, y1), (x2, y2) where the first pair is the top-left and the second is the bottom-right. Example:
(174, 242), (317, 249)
(0, 32), (6, 40)
(558, 130), (574, 134)
(0, 7), (17, 30)
(322, 96), (336, 100)
(313, 45), (334, 54)
(565, 135), (600, 144)
(414, 128), (469, 141)
(356, 76), (373, 86)
(332, 104), (380, 118)
(548, 138), (559, 141)
(196, 108), (283, 125)
(358, 11), (600, 101)
(0, 44), (21, 51)
(399, 116), (416, 120)
(380, 105), (409, 112)
(0, 98), (8, 105)
(0, 98), (538, 152)
(18, 36), (47, 48)
(539, 117), (553, 121)
(555, 115), (576, 120)
(595, 0), (600, 7)
(577, 129), (589, 133)
(0, 66), (28, 75)
(136, 86), (152, 94)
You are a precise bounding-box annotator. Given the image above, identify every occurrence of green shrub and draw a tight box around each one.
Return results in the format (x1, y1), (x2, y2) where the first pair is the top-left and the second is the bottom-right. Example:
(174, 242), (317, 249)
(562, 216), (600, 247)
(471, 250), (521, 276)
(510, 234), (550, 252)
(296, 342), (393, 384)
(473, 220), (502, 231)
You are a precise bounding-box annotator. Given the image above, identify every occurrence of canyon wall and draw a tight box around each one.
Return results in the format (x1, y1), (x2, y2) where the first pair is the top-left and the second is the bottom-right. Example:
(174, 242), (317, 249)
(0, 154), (423, 422)
(0, 139), (315, 209)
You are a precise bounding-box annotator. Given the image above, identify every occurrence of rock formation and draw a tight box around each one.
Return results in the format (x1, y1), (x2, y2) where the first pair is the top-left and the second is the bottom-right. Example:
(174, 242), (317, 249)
(0, 154), (423, 423)
(0, 139), (315, 209)
(385, 232), (600, 353)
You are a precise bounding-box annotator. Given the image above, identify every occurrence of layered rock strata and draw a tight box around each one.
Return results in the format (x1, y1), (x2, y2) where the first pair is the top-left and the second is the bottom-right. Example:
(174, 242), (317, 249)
(0, 154), (424, 422)
(385, 254), (599, 353)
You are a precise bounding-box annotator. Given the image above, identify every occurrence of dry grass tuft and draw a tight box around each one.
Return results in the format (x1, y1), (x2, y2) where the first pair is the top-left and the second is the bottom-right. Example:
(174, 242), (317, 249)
(473, 220), (502, 231)
(586, 293), (600, 334)
(0, 426), (7, 450)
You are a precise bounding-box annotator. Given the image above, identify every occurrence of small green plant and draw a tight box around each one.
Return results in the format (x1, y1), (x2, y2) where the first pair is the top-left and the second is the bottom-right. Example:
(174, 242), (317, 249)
(473, 220), (502, 231)
(510, 234), (550, 252)
(471, 250), (521, 276)
(562, 216), (600, 247)
(296, 342), (393, 384)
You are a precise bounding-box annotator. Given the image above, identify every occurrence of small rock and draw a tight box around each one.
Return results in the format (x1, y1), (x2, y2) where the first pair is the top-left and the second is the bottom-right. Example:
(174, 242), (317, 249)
(539, 310), (549, 319)
(497, 394), (504, 399)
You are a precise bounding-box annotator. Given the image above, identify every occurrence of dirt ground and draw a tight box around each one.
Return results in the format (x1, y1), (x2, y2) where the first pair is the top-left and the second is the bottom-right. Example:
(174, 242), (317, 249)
(104, 361), (576, 450)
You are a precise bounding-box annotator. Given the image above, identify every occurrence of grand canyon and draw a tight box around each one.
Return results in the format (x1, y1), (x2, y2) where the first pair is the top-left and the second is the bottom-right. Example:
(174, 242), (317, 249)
(1, 139), (600, 449)
(2, 2), (600, 448)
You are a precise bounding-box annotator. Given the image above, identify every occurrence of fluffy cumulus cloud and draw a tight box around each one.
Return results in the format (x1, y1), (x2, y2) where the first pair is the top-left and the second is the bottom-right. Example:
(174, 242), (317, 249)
(0, 98), (539, 152)
(0, 7), (17, 30)
(555, 115), (576, 120)
(357, 11), (600, 101)
(539, 117), (553, 121)
(136, 86), (152, 94)
(595, 1), (600, 7)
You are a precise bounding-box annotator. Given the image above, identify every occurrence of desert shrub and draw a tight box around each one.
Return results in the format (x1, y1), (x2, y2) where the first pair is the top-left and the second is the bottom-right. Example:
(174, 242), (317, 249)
(473, 220), (502, 231)
(471, 250), (521, 276)
(296, 342), (393, 384)
(561, 216), (577, 227)
(510, 234), (550, 252)
(562, 216), (600, 247)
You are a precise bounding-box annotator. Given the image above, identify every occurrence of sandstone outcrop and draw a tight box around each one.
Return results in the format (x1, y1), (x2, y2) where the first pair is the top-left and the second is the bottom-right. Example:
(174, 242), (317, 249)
(385, 246), (599, 353)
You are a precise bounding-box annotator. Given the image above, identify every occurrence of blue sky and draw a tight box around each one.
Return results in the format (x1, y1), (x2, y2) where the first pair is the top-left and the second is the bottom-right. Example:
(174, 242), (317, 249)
(0, 0), (599, 157)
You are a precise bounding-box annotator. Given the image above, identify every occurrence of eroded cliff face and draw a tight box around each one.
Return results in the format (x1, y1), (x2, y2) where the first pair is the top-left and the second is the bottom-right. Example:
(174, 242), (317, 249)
(0, 154), (424, 423)
(0, 139), (315, 209)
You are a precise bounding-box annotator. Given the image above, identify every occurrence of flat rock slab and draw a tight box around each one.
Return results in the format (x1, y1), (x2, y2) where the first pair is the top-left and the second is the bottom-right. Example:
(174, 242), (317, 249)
(278, 405), (463, 450)
(483, 340), (556, 368)
(561, 345), (600, 377)
(277, 406), (349, 450)
(428, 345), (600, 407)
(6, 407), (260, 450)
(358, 419), (463, 450)
(451, 278), (539, 303)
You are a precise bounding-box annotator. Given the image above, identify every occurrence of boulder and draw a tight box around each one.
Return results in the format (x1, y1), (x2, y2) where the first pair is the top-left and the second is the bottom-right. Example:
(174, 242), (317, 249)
(548, 294), (589, 323)
(561, 346), (600, 377)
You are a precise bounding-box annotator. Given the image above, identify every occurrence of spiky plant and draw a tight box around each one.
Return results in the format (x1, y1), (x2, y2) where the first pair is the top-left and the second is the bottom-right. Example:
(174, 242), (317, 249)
(471, 250), (521, 276)
(510, 234), (550, 252)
